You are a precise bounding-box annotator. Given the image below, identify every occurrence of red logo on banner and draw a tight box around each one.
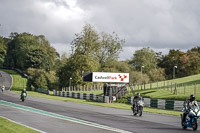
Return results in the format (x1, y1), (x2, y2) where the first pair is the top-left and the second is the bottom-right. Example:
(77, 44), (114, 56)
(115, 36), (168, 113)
(118, 74), (127, 81)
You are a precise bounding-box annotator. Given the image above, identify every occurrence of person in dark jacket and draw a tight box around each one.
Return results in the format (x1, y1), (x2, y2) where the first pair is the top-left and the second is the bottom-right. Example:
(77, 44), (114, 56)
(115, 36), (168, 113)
(132, 93), (142, 110)
(21, 88), (27, 98)
(182, 94), (199, 124)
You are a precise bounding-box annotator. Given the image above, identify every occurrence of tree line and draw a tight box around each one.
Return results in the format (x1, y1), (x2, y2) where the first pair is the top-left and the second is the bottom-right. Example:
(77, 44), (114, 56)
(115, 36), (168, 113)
(0, 24), (200, 90)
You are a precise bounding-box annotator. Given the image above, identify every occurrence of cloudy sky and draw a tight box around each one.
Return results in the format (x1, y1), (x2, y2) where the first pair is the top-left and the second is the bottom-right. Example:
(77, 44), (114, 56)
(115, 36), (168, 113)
(0, 0), (200, 60)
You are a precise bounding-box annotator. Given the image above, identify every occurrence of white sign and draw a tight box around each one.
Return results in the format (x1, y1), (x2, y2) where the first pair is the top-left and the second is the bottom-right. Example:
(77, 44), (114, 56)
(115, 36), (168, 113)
(92, 72), (129, 83)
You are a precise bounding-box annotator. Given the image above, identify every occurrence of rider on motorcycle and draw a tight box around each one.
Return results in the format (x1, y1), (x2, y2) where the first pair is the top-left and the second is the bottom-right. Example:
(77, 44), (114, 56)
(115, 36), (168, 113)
(1, 85), (5, 92)
(132, 93), (142, 110)
(182, 94), (199, 124)
(21, 88), (27, 98)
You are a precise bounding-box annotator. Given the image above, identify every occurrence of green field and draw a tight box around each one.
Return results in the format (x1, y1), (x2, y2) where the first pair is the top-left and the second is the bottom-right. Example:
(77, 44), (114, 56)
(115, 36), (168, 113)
(0, 116), (39, 133)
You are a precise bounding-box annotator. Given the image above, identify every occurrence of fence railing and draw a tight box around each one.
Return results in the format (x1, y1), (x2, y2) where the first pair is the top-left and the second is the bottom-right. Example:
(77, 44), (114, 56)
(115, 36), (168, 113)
(129, 82), (200, 95)
(61, 85), (103, 92)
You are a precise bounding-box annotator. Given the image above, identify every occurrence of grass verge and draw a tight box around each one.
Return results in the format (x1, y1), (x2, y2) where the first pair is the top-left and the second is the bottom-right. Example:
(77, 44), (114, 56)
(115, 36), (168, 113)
(13, 90), (182, 117)
(0, 116), (39, 133)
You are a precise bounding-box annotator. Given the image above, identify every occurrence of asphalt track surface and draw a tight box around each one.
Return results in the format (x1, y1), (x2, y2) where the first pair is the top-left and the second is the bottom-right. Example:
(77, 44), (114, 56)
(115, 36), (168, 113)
(0, 71), (200, 133)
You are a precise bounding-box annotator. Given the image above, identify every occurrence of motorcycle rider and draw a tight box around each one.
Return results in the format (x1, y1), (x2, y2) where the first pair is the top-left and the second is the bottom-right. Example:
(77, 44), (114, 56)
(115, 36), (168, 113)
(182, 94), (199, 124)
(132, 93), (142, 111)
(21, 88), (27, 99)
(1, 85), (5, 92)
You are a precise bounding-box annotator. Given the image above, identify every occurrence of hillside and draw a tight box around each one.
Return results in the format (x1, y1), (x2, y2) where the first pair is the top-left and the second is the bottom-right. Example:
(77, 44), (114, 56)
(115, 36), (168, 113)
(131, 74), (200, 101)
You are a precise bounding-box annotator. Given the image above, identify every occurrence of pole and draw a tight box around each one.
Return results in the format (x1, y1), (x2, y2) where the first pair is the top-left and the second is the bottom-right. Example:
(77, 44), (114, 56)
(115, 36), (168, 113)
(69, 77), (72, 90)
(141, 66), (144, 85)
(173, 66), (177, 79)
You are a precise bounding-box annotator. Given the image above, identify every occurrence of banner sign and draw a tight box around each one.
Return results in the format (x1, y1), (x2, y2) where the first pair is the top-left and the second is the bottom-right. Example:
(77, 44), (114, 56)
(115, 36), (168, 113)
(92, 72), (129, 83)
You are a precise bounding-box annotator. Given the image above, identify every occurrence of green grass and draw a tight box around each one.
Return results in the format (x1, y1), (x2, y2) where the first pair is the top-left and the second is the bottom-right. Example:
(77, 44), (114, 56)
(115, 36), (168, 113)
(13, 90), (182, 116)
(0, 116), (39, 133)
(0, 69), (27, 91)
(129, 74), (200, 101)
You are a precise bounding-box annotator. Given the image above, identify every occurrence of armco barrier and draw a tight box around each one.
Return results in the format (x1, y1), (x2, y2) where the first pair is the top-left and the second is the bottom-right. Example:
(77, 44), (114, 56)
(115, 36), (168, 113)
(35, 88), (49, 94)
(53, 90), (109, 103)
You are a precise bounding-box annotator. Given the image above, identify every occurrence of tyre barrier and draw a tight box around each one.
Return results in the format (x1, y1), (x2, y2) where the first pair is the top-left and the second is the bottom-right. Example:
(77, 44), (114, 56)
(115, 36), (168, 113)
(127, 97), (193, 111)
(53, 90), (109, 103)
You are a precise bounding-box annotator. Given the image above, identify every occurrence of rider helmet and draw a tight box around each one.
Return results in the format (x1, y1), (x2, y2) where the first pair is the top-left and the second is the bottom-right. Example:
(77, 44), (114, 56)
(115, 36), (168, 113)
(190, 94), (195, 102)
(137, 93), (140, 96)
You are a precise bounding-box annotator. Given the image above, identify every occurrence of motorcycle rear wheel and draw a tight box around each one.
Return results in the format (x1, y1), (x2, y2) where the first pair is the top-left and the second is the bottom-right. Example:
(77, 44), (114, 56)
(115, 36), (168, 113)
(181, 122), (187, 129)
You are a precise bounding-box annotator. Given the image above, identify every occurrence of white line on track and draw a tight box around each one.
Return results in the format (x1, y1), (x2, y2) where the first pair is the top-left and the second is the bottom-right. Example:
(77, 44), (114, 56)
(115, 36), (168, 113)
(0, 100), (133, 133)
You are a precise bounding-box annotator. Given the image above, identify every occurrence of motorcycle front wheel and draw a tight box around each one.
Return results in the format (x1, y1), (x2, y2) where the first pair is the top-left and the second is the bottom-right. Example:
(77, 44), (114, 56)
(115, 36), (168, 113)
(139, 106), (143, 116)
(192, 118), (198, 131)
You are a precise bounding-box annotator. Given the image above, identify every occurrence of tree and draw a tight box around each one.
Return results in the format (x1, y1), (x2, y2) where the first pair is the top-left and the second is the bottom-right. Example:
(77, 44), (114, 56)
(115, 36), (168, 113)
(131, 71), (150, 84)
(179, 51), (200, 76)
(57, 24), (125, 87)
(95, 32), (124, 69)
(57, 54), (100, 87)
(147, 68), (166, 82)
(71, 24), (124, 70)
(158, 49), (185, 79)
(71, 24), (99, 56)
(0, 37), (7, 67)
(26, 68), (58, 90)
(129, 47), (158, 73)
(25, 49), (46, 69)
(5, 33), (58, 70)
(34, 74), (48, 89)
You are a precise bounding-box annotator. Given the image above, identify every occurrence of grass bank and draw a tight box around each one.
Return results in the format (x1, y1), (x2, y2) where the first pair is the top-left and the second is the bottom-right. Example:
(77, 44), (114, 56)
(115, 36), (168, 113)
(0, 69), (27, 91)
(0, 116), (39, 133)
(129, 74), (200, 101)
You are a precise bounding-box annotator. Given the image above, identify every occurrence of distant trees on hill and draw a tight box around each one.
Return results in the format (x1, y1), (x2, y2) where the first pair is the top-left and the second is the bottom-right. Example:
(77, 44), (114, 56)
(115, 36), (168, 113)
(0, 24), (200, 90)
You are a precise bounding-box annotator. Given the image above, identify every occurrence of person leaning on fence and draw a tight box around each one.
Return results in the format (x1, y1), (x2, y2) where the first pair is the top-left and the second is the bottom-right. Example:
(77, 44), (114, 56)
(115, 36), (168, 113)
(182, 94), (199, 125)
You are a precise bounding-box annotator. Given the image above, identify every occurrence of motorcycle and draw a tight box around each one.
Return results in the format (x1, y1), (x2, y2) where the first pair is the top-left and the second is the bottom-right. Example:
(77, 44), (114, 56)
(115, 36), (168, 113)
(131, 99), (144, 116)
(180, 106), (200, 131)
(21, 92), (27, 102)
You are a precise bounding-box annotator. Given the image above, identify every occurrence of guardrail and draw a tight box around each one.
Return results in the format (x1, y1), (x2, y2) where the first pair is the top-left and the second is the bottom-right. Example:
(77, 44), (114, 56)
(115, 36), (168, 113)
(53, 90), (109, 103)
(35, 88), (49, 94)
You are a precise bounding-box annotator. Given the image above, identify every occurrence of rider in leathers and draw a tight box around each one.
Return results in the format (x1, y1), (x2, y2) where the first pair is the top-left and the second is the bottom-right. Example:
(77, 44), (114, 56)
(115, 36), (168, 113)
(132, 93), (142, 112)
(182, 94), (199, 124)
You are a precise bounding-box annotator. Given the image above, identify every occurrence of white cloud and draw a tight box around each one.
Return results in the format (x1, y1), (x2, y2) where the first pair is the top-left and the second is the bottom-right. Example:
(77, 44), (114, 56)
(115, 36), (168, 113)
(0, 0), (200, 60)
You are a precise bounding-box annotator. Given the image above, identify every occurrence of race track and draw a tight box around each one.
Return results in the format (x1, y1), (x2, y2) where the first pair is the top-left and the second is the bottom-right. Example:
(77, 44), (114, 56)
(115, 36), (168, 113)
(0, 71), (199, 133)
(1, 91), (199, 133)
